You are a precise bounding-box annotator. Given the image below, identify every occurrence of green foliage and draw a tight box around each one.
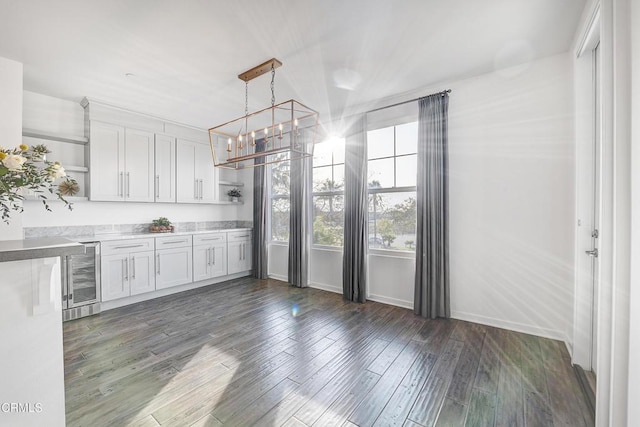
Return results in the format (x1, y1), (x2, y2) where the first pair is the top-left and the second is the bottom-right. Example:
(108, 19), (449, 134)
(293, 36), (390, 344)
(227, 188), (242, 198)
(377, 219), (396, 247)
(152, 217), (172, 227)
(0, 143), (76, 223)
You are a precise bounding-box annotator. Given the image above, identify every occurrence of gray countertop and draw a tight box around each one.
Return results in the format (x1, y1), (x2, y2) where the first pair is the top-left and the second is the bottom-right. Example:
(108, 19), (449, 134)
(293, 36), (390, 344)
(0, 237), (86, 263)
(65, 228), (253, 243)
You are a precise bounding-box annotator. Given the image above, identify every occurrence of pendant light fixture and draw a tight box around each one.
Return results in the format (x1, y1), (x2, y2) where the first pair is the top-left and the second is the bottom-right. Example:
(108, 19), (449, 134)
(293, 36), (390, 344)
(209, 58), (319, 169)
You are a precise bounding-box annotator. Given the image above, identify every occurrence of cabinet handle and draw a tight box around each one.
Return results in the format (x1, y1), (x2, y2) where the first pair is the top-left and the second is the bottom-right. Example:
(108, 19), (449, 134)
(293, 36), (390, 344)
(212, 247), (215, 265)
(199, 179), (203, 200)
(126, 172), (130, 197)
(156, 175), (160, 198)
(131, 256), (136, 279)
(194, 179), (198, 200)
(200, 237), (222, 241)
(113, 244), (144, 250)
(119, 172), (124, 197)
(162, 240), (187, 245)
(235, 235), (250, 238)
(157, 253), (160, 275)
(243, 243), (246, 261)
(123, 257), (128, 280)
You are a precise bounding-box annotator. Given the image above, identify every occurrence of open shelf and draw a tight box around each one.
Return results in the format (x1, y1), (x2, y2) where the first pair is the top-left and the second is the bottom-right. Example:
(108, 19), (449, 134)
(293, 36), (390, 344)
(65, 165), (89, 173)
(22, 128), (88, 145)
(23, 195), (89, 202)
(219, 181), (245, 187)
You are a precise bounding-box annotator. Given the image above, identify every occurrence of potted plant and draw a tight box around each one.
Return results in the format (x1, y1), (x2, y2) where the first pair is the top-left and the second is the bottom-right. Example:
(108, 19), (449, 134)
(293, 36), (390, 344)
(150, 217), (174, 233)
(227, 188), (242, 202)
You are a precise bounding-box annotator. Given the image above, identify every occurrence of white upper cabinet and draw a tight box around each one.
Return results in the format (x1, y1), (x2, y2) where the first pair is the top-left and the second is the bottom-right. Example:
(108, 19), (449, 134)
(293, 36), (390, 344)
(176, 139), (217, 203)
(89, 121), (154, 202)
(154, 134), (176, 203)
(88, 122), (125, 201)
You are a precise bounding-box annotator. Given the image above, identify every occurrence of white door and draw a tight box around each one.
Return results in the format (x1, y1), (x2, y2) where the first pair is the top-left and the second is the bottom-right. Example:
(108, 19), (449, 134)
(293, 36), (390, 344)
(101, 254), (129, 301)
(155, 134), (176, 203)
(210, 242), (227, 278)
(124, 128), (155, 202)
(193, 244), (211, 282)
(176, 140), (198, 203)
(89, 122), (125, 201)
(227, 241), (243, 274)
(129, 251), (155, 296)
(156, 247), (193, 289)
(196, 142), (217, 203)
(586, 43), (601, 373)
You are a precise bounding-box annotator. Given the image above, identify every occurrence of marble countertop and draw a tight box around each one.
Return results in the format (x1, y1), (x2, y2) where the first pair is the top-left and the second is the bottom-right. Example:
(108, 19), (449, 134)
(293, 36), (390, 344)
(0, 237), (86, 263)
(65, 228), (253, 243)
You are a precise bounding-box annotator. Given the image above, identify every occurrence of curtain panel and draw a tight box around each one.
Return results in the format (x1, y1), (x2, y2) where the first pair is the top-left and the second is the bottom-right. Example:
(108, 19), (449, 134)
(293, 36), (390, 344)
(252, 139), (269, 279)
(342, 115), (368, 303)
(414, 93), (450, 319)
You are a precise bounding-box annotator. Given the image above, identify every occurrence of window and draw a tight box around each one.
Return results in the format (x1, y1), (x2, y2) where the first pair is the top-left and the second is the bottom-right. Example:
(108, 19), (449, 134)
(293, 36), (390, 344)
(367, 121), (418, 251)
(312, 137), (345, 246)
(270, 153), (290, 242)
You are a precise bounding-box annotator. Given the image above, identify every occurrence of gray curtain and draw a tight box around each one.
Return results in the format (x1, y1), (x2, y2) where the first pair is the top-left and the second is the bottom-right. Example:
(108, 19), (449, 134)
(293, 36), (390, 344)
(288, 142), (312, 287)
(414, 93), (450, 319)
(342, 115), (368, 303)
(252, 139), (269, 279)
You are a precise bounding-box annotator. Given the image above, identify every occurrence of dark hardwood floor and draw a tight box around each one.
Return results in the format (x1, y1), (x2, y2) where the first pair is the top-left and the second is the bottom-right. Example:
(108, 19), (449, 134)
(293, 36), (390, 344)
(63, 278), (593, 427)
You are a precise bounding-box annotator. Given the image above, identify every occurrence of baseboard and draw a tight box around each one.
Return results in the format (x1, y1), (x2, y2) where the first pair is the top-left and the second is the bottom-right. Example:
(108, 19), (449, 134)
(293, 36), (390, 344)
(268, 273), (288, 282)
(564, 334), (574, 358)
(451, 310), (565, 341)
(367, 293), (413, 310)
(309, 282), (342, 295)
(101, 272), (251, 311)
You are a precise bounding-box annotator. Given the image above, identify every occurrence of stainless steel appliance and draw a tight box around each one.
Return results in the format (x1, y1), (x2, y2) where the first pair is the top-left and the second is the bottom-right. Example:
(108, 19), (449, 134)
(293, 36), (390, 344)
(61, 242), (101, 321)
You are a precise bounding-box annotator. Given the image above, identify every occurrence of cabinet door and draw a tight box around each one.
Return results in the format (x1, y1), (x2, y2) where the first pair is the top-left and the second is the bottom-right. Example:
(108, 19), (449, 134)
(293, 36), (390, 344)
(156, 247), (193, 289)
(155, 134), (176, 203)
(124, 128), (155, 202)
(210, 242), (227, 278)
(227, 241), (243, 275)
(101, 254), (129, 301)
(129, 250), (155, 296)
(176, 140), (198, 203)
(195, 142), (217, 203)
(193, 244), (211, 282)
(89, 122), (125, 201)
(241, 240), (253, 272)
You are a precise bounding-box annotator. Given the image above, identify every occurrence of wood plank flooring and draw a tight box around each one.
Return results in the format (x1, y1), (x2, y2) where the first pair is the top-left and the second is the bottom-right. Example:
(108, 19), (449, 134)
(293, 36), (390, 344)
(63, 278), (593, 426)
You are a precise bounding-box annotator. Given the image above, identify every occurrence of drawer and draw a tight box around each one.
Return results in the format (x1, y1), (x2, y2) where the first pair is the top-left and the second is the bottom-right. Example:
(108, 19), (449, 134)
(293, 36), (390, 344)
(227, 231), (252, 242)
(193, 233), (227, 245)
(156, 235), (193, 249)
(101, 238), (155, 255)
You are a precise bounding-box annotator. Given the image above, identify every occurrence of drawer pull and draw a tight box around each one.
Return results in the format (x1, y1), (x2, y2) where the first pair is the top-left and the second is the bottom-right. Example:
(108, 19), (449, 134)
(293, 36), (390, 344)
(200, 237), (222, 241)
(113, 244), (145, 250)
(161, 240), (188, 244)
(234, 235), (250, 238)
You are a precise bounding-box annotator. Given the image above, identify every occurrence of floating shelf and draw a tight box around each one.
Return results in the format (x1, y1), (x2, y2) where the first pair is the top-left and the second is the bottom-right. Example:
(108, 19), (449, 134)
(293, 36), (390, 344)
(23, 195), (88, 202)
(219, 181), (245, 187)
(214, 200), (244, 205)
(65, 165), (89, 173)
(22, 128), (88, 145)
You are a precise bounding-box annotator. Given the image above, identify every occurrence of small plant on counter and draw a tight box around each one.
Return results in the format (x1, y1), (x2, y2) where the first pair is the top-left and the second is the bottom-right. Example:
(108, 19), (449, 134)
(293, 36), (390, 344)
(150, 217), (174, 233)
(227, 188), (242, 202)
(0, 143), (77, 223)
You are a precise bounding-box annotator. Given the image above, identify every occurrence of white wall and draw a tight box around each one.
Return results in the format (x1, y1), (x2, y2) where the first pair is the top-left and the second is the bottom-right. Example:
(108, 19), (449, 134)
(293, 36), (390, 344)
(20, 91), (253, 228)
(0, 56), (24, 240)
(628, 0), (640, 423)
(269, 52), (575, 341)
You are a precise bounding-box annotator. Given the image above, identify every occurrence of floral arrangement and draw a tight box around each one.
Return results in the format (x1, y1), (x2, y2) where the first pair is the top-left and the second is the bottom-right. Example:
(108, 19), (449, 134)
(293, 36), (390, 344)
(227, 188), (242, 199)
(150, 217), (173, 233)
(0, 143), (77, 223)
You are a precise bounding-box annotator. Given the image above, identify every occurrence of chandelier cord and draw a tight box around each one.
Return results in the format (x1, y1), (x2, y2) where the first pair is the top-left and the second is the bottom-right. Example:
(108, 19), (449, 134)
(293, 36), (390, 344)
(270, 63), (275, 107)
(245, 81), (249, 116)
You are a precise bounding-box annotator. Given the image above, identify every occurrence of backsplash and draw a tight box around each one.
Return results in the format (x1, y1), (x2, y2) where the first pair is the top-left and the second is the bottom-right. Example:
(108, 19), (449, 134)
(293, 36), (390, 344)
(24, 220), (253, 239)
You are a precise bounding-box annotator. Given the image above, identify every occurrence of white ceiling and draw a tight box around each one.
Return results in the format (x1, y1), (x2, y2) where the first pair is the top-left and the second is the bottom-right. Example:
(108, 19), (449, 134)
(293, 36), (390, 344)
(0, 0), (586, 129)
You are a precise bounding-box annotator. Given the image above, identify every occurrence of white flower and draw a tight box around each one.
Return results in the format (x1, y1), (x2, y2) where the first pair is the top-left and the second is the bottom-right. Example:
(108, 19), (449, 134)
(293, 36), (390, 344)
(3, 154), (27, 171)
(49, 163), (66, 179)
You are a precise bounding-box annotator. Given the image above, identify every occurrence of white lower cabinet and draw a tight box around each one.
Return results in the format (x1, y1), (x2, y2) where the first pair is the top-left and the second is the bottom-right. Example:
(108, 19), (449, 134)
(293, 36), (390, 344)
(156, 235), (193, 289)
(101, 238), (156, 302)
(193, 233), (227, 282)
(228, 231), (252, 275)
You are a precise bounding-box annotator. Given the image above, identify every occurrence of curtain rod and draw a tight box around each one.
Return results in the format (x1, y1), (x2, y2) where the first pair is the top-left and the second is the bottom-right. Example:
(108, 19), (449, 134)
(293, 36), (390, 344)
(365, 89), (451, 114)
